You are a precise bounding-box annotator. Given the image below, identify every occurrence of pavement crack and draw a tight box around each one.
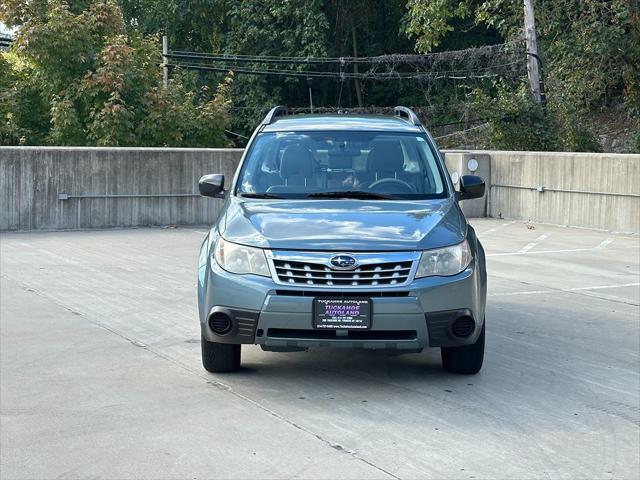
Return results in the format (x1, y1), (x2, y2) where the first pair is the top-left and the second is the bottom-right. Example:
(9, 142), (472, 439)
(0, 273), (400, 479)
(194, 369), (402, 480)
(4, 274), (87, 316)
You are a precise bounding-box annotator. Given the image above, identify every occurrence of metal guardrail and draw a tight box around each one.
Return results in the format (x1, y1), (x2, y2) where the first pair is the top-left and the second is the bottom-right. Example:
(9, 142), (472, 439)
(58, 193), (200, 200)
(491, 184), (640, 199)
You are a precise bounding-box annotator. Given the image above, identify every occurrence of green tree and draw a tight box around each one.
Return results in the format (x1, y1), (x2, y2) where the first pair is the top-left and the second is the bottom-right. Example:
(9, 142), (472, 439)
(470, 82), (560, 151)
(3, 0), (637, 150)
(404, 0), (473, 52)
(1, 0), (231, 146)
(137, 72), (231, 147)
(117, 0), (226, 51)
(221, 0), (329, 134)
(404, 0), (639, 151)
(0, 53), (50, 145)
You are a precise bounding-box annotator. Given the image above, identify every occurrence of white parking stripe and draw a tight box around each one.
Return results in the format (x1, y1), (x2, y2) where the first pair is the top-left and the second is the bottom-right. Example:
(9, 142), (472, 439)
(598, 238), (614, 248)
(489, 246), (602, 257)
(518, 242), (538, 254)
(490, 282), (640, 297)
(477, 221), (516, 236)
(515, 233), (550, 254)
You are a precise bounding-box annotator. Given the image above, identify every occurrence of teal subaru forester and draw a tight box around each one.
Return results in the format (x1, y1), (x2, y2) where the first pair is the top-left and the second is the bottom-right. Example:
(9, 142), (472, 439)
(198, 106), (487, 374)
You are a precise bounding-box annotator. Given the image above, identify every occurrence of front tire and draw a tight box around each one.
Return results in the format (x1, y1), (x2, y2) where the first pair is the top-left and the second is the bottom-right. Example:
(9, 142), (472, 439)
(441, 320), (485, 374)
(201, 336), (241, 373)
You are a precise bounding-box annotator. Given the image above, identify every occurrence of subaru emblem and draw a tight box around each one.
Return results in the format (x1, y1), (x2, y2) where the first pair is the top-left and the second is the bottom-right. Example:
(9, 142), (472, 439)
(330, 255), (357, 270)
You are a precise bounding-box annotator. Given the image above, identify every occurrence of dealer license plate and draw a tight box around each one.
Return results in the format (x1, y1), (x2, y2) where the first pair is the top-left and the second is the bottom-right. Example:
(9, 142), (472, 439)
(312, 298), (372, 330)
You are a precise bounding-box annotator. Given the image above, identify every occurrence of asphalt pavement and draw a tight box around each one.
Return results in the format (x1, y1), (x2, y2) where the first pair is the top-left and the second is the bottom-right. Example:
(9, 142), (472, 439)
(1, 219), (639, 479)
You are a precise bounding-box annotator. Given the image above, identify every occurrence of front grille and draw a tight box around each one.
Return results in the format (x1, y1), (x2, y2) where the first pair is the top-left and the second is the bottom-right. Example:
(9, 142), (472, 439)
(273, 259), (413, 287)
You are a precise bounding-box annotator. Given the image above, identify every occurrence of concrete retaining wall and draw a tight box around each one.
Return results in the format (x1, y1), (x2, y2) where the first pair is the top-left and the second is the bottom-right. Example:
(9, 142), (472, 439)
(0, 147), (243, 231)
(464, 150), (639, 233)
(1, 147), (638, 232)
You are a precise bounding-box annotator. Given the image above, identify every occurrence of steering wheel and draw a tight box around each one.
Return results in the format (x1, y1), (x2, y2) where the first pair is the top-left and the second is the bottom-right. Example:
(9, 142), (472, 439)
(368, 178), (416, 194)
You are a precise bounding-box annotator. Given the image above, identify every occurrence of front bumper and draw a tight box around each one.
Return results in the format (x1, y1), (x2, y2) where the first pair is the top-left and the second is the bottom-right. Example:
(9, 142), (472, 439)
(199, 257), (486, 351)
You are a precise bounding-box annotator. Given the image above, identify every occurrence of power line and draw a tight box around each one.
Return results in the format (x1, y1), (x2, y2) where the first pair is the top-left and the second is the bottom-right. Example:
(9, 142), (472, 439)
(167, 40), (521, 65)
(163, 37), (527, 84)
(166, 59), (525, 75)
(434, 123), (489, 140)
(224, 129), (249, 139)
(159, 36), (529, 147)
(165, 60), (524, 81)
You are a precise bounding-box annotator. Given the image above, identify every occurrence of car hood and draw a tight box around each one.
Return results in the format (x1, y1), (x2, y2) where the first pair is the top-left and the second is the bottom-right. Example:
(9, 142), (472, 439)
(219, 197), (467, 251)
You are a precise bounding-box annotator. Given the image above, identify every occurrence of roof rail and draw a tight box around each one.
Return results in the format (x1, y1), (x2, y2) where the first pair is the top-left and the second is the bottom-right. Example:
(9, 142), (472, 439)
(262, 106), (289, 125)
(394, 106), (422, 126)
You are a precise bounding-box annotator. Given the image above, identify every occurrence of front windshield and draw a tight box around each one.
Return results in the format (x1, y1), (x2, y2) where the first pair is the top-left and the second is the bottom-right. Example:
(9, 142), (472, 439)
(235, 131), (448, 199)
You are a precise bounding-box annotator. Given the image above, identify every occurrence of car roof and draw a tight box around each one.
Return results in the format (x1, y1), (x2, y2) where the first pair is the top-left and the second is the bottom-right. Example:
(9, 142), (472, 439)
(261, 114), (424, 133)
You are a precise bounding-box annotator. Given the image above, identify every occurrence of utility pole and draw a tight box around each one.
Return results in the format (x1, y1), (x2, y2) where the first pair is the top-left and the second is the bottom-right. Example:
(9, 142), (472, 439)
(523, 0), (542, 103)
(350, 20), (364, 108)
(162, 35), (169, 88)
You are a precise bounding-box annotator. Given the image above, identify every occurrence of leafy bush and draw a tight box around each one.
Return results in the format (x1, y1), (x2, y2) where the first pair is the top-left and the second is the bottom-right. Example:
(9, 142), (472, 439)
(631, 132), (640, 154)
(471, 83), (560, 151)
(558, 122), (602, 153)
(0, 53), (50, 145)
(137, 72), (232, 147)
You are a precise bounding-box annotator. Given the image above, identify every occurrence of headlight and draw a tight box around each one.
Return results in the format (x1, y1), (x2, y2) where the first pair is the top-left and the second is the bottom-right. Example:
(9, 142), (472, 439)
(415, 239), (472, 278)
(213, 237), (271, 277)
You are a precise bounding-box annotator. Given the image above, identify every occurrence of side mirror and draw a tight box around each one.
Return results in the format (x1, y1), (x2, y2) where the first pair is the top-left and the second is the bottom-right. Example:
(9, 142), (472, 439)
(199, 174), (225, 198)
(458, 175), (485, 201)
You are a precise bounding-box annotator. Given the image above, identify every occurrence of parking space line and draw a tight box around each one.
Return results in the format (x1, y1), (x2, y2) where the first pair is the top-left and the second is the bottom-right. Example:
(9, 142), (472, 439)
(490, 282), (640, 297)
(517, 233), (550, 253)
(477, 221), (516, 236)
(598, 238), (614, 248)
(489, 246), (600, 257)
(518, 242), (537, 254)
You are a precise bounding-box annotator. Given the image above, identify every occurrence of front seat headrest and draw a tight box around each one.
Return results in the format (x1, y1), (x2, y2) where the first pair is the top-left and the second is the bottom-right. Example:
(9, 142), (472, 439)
(368, 140), (404, 174)
(279, 144), (314, 183)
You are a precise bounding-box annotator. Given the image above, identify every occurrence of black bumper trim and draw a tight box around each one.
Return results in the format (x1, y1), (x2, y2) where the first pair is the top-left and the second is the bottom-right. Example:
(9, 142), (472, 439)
(267, 328), (417, 341)
(205, 307), (260, 344)
(426, 309), (479, 347)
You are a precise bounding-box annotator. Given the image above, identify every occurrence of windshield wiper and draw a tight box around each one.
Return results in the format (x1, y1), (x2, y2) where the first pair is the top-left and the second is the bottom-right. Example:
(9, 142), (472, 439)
(306, 190), (397, 200)
(239, 192), (284, 199)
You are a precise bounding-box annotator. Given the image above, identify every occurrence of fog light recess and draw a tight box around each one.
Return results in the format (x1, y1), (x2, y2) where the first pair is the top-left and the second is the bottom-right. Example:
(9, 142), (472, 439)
(209, 312), (233, 335)
(451, 316), (475, 338)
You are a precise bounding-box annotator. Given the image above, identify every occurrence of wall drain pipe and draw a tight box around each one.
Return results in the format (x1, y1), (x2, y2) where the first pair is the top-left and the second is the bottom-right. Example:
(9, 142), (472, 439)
(491, 184), (640, 198)
(58, 193), (200, 201)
